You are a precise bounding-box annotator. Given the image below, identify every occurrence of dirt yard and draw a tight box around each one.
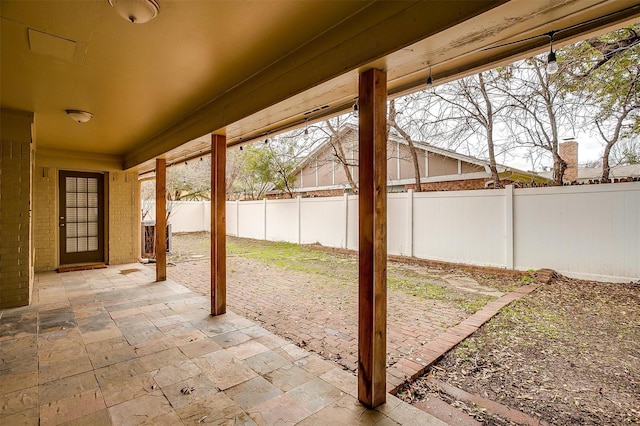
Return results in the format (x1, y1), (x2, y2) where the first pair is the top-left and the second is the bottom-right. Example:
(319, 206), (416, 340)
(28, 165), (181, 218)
(167, 232), (640, 425)
(397, 276), (640, 425)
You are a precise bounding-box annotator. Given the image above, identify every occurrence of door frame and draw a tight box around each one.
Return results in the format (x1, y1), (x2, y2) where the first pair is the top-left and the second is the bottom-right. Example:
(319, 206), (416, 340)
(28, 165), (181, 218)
(58, 170), (106, 265)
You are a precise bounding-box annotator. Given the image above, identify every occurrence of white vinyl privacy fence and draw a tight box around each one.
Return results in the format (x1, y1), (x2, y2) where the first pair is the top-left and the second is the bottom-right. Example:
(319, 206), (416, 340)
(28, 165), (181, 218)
(150, 182), (640, 282)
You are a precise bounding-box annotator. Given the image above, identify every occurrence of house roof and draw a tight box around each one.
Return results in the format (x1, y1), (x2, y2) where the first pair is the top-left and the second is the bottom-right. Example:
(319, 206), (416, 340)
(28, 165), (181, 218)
(539, 163), (640, 181)
(293, 124), (549, 183)
(1, 1), (638, 172)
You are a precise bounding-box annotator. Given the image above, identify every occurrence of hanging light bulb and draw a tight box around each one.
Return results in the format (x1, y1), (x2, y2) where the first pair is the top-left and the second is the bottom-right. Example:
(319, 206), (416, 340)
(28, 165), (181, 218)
(546, 35), (558, 75)
(426, 67), (433, 88)
(352, 100), (359, 117)
(304, 120), (309, 140)
(546, 50), (558, 74)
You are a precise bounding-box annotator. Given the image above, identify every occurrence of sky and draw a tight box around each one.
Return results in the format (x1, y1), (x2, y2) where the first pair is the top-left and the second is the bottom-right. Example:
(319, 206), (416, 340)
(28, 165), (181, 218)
(503, 135), (604, 171)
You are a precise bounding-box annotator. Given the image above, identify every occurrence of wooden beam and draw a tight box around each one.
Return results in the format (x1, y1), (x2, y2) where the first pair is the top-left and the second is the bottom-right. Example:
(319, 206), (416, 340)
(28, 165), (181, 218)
(358, 68), (387, 408)
(155, 158), (167, 281)
(211, 134), (227, 315)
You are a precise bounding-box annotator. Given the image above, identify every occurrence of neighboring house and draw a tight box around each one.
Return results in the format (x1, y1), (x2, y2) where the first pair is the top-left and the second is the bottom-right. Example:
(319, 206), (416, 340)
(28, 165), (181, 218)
(278, 125), (548, 198)
(539, 163), (640, 184)
(540, 141), (640, 184)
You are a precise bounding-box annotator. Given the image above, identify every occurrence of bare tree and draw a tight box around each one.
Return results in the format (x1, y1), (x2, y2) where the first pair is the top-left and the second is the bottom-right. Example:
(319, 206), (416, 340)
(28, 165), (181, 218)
(324, 117), (359, 193)
(387, 98), (423, 191)
(434, 70), (510, 187)
(266, 136), (301, 198)
(502, 57), (577, 185)
(140, 157), (212, 220)
(226, 149), (243, 200)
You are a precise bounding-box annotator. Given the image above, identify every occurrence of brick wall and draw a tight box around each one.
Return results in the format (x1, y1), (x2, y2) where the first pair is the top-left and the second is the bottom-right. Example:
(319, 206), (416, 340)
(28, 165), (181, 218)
(33, 167), (57, 271)
(300, 189), (346, 198)
(404, 177), (492, 192)
(0, 110), (33, 308)
(108, 171), (140, 264)
(33, 168), (141, 271)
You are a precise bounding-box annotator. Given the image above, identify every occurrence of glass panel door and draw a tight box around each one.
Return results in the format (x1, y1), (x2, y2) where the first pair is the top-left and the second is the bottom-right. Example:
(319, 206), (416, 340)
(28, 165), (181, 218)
(59, 171), (104, 264)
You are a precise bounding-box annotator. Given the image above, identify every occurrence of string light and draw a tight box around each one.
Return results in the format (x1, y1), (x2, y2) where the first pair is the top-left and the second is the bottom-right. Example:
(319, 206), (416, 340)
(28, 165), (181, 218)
(304, 120), (309, 140)
(426, 66), (433, 88)
(546, 32), (558, 74)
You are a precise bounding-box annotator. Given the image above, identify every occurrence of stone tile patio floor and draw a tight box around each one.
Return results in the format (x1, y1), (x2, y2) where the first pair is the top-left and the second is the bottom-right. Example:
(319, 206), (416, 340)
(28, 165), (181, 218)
(0, 265), (445, 425)
(165, 257), (538, 391)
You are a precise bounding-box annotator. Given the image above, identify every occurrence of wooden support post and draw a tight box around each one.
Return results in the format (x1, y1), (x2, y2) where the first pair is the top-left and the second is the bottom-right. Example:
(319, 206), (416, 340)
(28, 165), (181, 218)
(155, 158), (167, 281)
(358, 68), (387, 409)
(211, 134), (227, 315)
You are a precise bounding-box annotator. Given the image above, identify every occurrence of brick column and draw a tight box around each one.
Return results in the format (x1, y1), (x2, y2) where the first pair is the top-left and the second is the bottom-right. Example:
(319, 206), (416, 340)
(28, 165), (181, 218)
(0, 109), (34, 308)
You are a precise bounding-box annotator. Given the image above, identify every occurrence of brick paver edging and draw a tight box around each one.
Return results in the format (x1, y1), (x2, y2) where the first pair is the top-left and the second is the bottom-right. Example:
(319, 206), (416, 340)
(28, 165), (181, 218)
(423, 379), (549, 426)
(387, 283), (541, 393)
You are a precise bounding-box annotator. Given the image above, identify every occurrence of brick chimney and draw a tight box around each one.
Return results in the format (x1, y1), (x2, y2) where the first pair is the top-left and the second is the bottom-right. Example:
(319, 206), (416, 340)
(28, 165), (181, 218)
(559, 140), (578, 183)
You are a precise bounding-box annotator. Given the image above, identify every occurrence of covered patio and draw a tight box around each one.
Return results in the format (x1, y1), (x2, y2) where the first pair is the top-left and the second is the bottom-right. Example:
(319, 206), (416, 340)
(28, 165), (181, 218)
(2, 1), (639, 424)
(1, 265), (441, 425)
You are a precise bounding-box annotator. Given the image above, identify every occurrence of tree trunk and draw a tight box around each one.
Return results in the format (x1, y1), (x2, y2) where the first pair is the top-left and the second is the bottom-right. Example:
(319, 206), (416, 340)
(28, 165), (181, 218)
(478, 73), (501, 187)
(552, 153), (567, 185)
(531, 59), (565, 186)
(601, 143), (613, 182)
(597, 108), (632, 182)
(388, 99), (422, 192)
(326, 120), (358, 194)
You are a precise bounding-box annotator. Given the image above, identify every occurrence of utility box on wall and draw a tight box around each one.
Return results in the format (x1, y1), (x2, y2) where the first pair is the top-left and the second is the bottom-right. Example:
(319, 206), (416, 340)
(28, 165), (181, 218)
(141, 220), (171, 258)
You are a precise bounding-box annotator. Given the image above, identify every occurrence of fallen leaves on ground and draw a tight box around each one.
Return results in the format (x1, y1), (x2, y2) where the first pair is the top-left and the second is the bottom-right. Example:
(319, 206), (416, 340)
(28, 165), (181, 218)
(399, 277), (640, 425)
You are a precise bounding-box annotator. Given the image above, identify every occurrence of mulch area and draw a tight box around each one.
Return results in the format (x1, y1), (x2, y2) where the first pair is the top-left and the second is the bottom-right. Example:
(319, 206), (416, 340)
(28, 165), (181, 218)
(397, 276), (640, 425)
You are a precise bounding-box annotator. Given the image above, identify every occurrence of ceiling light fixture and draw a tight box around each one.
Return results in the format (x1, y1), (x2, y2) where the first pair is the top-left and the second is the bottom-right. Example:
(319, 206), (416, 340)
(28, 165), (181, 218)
(108, 0), (160, 24)
(426, 67), (433, 88)
(65, 110), (93, 123)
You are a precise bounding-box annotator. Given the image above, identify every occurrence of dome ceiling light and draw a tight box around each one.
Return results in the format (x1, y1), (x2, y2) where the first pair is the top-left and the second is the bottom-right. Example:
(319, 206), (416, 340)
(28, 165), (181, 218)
(65, 110), (94, 123)
(108, 0), (160, 24)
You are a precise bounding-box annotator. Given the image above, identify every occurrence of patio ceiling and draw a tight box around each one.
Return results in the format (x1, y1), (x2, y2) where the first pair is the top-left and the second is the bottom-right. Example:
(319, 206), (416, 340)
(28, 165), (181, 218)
(1, 1), (639, 172)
